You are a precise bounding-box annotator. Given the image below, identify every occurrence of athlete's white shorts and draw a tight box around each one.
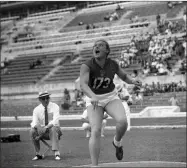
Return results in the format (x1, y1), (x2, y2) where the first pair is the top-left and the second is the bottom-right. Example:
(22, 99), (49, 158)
(84, 89), (120, 108)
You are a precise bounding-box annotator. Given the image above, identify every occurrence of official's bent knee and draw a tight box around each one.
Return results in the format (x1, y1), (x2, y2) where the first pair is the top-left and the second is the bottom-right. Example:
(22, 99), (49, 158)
(82, 123), (91, 130)
(30, 128), (37, 139)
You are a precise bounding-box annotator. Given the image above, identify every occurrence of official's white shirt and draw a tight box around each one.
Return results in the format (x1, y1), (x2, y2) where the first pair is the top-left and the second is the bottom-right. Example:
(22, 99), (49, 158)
(30, 102), (60, 128)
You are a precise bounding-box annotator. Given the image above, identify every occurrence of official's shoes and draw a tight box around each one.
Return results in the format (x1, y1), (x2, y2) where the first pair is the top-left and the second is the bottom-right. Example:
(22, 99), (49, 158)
(112, 141), (123, 160)
(55, 155), (61, 160)
(32, 154), (43, 161)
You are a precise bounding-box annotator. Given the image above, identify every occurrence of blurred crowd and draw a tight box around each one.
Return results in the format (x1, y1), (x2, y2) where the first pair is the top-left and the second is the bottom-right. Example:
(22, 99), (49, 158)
(118, 12), (186, 76)
(142, 80), (186, 96)
(61, 78), (186, 110)
(119, 41), (138, 68)
(61, 88), (85, 110)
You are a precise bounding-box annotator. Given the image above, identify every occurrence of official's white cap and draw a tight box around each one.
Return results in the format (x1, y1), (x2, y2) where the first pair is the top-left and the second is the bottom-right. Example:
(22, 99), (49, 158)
(38, 91), (51, 98)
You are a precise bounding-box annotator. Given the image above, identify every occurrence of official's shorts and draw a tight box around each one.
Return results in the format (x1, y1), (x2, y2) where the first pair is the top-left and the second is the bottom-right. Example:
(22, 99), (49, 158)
(85, 89), (120, 108)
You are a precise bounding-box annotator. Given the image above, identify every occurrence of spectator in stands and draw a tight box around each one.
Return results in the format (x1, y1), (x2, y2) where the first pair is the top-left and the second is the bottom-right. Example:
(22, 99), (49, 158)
(74, 44), (81, 59)
(148, 40), (155, 56)
(157, 62), (168, 76)
(64, 88), (69, 95)
(156, 82), (161, 93)
(180, 59), (187, 73)
(35, 41), (43, 49)
(36, 58), (42, 66)
(116, 4), (121, 11)
(1, 62), (5, 69)
(143, 65), (150, 76)
(150, 59), (158, 74)
(151, 82), (156, 92)
(73, 89), (79, 102)
(143, 84), (153, 96)
(177, 81), (185, 92)
(29, 62), (36, 69)
(182, 40), (186, 57)
(76, 91), (85, 107)
(78, 21), (84, 25)
(129, 42), (138, 63)
(119, 58), (125, 68)
(168, 93), (179, 106)
(156, 13), (161, 26)
(61, 88), (71, 110)
(174, 40), (185, 58)
(3, 57), (9, 67)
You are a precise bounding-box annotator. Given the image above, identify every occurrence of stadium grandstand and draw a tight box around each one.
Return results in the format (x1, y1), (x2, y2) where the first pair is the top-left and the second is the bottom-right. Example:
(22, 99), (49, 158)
(1, 1), (186, 116)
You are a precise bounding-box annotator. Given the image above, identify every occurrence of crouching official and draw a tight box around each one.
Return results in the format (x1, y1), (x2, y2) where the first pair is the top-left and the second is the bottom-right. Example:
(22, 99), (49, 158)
(81, 109), (108, 138)
(30, 91), (62, 161)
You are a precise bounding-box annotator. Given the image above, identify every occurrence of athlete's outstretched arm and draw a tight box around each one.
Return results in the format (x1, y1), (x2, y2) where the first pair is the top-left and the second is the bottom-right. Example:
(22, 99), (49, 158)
(116, 66), (141, 85)
(80, 64), (96, 98)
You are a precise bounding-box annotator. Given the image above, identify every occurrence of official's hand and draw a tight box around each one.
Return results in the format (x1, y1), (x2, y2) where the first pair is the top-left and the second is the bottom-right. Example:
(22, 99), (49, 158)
(37, 126), (47, 136)
(44, 126), (49, 133)
(91, 96), (99, 110)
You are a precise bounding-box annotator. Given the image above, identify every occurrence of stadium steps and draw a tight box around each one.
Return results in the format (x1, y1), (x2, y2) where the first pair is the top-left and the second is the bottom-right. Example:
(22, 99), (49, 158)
(1, 51), (73, 85)
(65, 9), (115, 27)
(125, 2), (168, 19)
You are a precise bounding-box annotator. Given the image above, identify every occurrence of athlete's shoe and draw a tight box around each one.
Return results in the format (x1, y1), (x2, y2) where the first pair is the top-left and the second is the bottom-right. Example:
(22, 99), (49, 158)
(112, 141), (123, 160)
(32, 154), (43, 161)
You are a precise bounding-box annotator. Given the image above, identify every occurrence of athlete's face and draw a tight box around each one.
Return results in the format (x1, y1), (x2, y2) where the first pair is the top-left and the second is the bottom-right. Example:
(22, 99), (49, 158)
(93, 41), (109, 59)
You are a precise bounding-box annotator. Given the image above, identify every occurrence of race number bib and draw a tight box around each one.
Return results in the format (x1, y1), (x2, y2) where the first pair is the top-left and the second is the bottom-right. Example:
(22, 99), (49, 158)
(93, 77), (111, 89)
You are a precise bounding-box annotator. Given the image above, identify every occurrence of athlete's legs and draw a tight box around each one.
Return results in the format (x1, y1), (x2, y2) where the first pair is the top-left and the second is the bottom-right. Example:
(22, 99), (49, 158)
(105, 99), (128, 143)
(87, 105), (104, 166)
(101, 119), (107, 137)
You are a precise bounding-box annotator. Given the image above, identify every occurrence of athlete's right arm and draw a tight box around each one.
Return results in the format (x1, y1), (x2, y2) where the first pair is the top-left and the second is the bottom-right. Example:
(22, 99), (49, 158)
(80, 64), (96, 99)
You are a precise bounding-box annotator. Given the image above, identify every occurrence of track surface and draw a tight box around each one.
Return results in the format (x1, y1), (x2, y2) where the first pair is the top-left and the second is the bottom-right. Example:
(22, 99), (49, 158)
(1, 117), (186, 128)
(1, 129), (186, 167)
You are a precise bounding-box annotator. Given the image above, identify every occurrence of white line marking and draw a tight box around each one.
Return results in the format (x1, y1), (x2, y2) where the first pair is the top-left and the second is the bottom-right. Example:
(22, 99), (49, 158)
(74, 161), (187, 167)
(1, 125), (186, 131)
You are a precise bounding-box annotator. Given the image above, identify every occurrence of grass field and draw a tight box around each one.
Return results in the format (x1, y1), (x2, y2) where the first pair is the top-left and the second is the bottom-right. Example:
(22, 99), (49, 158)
(1, 128), (186, 168)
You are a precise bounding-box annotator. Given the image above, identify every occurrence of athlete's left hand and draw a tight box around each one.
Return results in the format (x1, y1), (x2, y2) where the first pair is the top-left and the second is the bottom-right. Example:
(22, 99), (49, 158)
(133, 79), (142, 87)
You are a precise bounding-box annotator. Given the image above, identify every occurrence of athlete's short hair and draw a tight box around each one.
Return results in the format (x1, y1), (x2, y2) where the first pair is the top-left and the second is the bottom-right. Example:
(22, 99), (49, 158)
(94, 39), (110, 56)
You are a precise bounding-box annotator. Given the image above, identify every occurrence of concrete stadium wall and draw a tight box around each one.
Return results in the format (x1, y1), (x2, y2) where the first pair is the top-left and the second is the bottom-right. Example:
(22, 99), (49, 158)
(1, 74), (186, 100)
(1, 82), (75, 99)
